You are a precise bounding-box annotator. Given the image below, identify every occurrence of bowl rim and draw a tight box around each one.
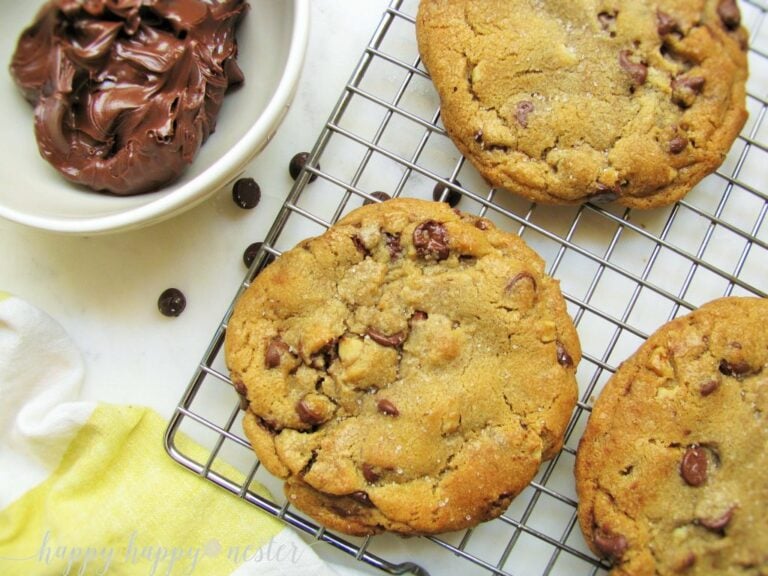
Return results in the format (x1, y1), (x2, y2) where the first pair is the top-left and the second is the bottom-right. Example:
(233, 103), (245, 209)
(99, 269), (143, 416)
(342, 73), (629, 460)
(0, 0), (311, 235)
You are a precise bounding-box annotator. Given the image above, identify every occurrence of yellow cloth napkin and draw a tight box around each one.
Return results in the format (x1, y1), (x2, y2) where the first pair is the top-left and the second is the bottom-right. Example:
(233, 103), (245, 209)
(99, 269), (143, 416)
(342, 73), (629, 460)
(0, 294), (360, 576)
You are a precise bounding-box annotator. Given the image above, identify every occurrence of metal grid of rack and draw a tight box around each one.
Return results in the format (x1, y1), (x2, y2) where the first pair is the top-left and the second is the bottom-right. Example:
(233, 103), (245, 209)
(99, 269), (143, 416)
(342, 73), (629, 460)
(165, 1), (768, 574)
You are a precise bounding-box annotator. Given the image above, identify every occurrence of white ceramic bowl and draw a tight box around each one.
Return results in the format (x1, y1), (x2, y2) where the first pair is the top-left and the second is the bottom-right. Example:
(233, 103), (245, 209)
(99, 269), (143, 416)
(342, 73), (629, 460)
(0, 0), (309, 235)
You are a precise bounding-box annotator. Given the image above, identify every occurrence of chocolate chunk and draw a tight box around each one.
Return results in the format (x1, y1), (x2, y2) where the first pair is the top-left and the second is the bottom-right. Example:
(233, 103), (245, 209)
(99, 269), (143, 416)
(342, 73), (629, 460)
(556, 340), (574, 368)
(669, 135), (688, 154)
(243, 241), (263, 268)
(619, 50), (648, 85)
(699, 379), (720, 396)
(233, 379), (249, 410)
(433, 181), (462, 208)
(718, 358), (754, 378)
(699, 506), (735, 531)
(256, 415), (280, 434)
(593, 528), (628, 560)
(158, 288), (186, 317)
(673, 76), (706, 94)
(590, 183), (620, 204)
(506, 271), (537, 294)
(362, 463), (380, 483)
(717, 0), (741, 30)
(377, 398), (400, 417)
(384, 232), (403, 259)
(680, 445), (708, 486)
(675, 552), (697, 572)
(352, 235), (369, 256)
(289, 152), (319, 182)
(515, 101), (535, 128)
(656, 11), (679, 36)
(474, 129), (484, 145)
(410, 310), (429, 323)
(265, 338), (289, 369)
(232, 177), (261, 209)
(413, 220), (450, 260)
(296, 399), (324, 425)
(350, 491), (372, 506)
(367, 328), (407, 348)
(363, 191), (391, 205)
(475, 219), (491, 230)
(672, 76), (706, 108)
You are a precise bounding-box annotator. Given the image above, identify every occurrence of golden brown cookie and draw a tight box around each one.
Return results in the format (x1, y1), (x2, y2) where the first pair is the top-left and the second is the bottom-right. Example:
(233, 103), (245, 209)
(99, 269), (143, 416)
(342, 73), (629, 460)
(575, 297), (768, 575)
(416, 0), (749, 208)
(226, 198), (580, 535)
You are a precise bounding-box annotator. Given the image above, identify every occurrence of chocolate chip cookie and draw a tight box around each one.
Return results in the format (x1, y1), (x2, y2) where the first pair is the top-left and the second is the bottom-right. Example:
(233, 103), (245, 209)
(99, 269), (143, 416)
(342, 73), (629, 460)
(575, 297), (768, 574)
(416, 0), (749, 208)
(226, 198), (580, 535)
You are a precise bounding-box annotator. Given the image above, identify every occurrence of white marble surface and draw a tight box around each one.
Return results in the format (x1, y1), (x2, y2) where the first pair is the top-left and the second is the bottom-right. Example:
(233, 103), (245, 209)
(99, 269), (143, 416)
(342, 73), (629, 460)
(0, 2), (388, 574)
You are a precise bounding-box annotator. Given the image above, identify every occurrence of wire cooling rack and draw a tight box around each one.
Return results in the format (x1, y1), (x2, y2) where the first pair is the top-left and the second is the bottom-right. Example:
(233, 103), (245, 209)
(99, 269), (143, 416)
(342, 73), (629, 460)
(165, 1), (768, 574)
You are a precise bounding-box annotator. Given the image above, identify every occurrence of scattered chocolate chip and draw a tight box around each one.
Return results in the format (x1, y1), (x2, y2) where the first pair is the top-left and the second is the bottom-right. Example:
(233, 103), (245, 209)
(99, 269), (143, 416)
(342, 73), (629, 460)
(158, 288), (186, 317)
(243, 241), (263, 267)
(515, 100), (535, 128)
(619, 50), (648, 85)
(556, 340), (574, 368)
(413, 220), (450, 260)
(362, 463), (380, 483)
(363, 191), (391, 205)
(296, 399), (324, 425)
(289, 152), (319, 182)
(265, 338), (289, 369)
(432, 181), (462, 207)
(410, 310), (428, 323)
(700, 379), (720, 396)
(699, 506), (735, 531)
(656, 10), (679, 35)
(506, 271), (538, 294)
(593, 528), (628, 560)
(350, 491), (372, 506)
(475, 218), (490, 230)
(474, 129), (484, 144)
(232, 177), (261, 209)
(377, 398), (400, 416)
(384, 232), (402, 259)
(367, 328), (407, 348)
(669, 135), (688, 154)
(718, 358), (754, 378)
(680, 445), (708, 486)
(717, 0), (741, 30)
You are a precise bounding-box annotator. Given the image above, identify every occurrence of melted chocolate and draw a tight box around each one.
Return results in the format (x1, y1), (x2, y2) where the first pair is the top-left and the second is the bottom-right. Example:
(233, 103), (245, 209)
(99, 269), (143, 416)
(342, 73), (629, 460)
(10, 0), (248, 195)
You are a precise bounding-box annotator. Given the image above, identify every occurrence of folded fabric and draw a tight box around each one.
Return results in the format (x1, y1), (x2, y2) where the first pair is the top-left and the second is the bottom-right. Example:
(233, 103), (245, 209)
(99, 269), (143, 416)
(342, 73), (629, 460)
(0, 293), (367, 576)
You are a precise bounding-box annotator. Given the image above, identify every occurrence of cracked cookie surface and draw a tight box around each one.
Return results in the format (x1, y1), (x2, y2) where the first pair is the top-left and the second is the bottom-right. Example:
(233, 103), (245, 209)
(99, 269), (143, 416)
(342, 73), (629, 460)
(225, 198), (580, 535)
(575, 297), (768, 575)
(416, 0), (748, 208)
